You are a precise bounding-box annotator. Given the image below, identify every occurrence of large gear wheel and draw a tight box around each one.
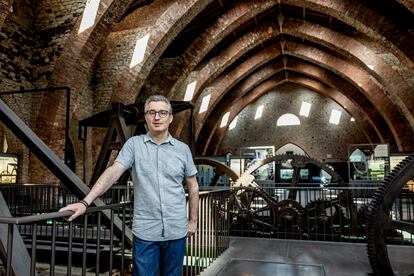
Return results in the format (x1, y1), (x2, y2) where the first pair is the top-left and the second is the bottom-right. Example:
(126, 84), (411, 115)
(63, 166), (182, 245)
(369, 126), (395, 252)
(229, 186), (277, 236)
(366, 155), (414, 276)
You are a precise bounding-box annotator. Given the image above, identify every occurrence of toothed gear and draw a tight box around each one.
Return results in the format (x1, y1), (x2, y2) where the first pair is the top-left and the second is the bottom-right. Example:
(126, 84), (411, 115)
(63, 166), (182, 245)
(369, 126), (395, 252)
(274, 199), (306, 234)
(366, 155), (414, 276)
(229, 186), (277, 233)
(305, 199), (346, 235)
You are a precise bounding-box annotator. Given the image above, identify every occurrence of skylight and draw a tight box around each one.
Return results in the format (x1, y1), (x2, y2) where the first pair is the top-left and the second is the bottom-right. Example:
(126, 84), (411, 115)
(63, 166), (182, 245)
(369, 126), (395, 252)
(299, 102), (311, 117)
(277, 114), (300, 126)
(130, 33), (150, 68)
(229, 115), (238, 130)
(255, 105), (264, 120)
(220, 112), (230, 128)
(329, 109), (342, 125)
(199, 94), (211, 114)
(78, 0), (100, 33)
(184, 81), (197, 101)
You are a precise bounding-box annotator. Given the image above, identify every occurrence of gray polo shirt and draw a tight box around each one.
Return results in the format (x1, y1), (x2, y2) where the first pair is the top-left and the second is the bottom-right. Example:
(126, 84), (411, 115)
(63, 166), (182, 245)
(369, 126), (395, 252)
(115, 133), (197, 241)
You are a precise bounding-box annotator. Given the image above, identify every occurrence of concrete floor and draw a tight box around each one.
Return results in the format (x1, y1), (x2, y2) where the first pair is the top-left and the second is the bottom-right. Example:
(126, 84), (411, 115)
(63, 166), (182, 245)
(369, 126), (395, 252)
(200, 237), (414, 276)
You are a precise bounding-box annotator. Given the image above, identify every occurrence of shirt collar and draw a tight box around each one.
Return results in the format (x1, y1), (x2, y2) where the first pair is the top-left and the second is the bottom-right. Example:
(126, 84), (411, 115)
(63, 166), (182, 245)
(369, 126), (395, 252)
(144, 133), (175, 145)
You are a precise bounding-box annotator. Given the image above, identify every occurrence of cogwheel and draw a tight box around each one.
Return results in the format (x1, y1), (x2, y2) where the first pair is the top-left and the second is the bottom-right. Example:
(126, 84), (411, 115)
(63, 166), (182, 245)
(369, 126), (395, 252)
(305, 199), (345, 234)
(273, 199), (306, 234)
(229, 186), (277, 233)
(366, 155), (414, 276)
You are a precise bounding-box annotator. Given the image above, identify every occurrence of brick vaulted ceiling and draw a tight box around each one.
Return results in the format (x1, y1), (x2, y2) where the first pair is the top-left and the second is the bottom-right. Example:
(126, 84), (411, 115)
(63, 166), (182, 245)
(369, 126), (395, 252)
(1, 0), (414, 158)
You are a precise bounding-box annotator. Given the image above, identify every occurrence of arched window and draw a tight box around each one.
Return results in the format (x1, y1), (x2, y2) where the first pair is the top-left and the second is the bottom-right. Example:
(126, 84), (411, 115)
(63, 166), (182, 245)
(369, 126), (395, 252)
(275, 143), (308, 156)
(276, 113), (300, 126)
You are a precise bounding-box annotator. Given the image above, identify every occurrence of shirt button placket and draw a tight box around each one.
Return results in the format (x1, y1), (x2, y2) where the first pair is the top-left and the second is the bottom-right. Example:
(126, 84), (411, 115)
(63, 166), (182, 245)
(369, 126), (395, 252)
(157, 145), (165, 238)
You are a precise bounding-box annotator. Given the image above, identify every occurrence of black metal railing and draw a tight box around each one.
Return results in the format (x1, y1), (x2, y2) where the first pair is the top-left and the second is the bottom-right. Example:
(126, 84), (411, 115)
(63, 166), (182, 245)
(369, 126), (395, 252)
(230, 184), (414, 245)
(185, 189), (230, 276)
(0, 188), (230, 276)
(0, 183), (133, 217)
(0, 203), (130, 276)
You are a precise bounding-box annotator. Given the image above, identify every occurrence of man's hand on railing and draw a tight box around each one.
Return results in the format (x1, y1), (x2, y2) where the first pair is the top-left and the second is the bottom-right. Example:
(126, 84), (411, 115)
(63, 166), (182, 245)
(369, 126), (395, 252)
(59, 201), (87, 221)
(188, 219), (197, 236)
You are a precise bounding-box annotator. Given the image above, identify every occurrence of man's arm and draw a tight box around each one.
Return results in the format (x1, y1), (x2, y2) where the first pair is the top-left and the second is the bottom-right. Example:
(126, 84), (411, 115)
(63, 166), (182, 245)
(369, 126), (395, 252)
(59, 162), (128, 221)
(186, 175), (199, 236)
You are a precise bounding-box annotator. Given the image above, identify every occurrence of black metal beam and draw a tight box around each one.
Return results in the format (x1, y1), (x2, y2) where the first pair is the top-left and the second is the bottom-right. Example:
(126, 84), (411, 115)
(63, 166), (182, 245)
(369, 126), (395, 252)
(0, 98), (133, 245)
(1, 86), (71, 166)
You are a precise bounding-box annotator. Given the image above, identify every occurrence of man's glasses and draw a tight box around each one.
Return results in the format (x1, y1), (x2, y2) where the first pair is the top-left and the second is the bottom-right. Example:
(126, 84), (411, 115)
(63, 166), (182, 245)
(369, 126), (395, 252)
(145, 109), (171, 118)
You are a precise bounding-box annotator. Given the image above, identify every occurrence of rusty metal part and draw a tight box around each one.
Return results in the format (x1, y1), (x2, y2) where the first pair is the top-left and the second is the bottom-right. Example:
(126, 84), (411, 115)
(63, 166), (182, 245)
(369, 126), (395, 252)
(305, 199), (345, 234)
(274, 199), (305, 233)
(228, 155), (361, 238)
(194, 157), (239, 184)
(229, 186), (277, 232)
(366, 155), (414, 276)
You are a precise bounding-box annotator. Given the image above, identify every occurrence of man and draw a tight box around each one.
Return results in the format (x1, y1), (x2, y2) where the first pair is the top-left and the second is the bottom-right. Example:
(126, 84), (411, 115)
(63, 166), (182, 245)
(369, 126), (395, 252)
(60, 95), (199, 276)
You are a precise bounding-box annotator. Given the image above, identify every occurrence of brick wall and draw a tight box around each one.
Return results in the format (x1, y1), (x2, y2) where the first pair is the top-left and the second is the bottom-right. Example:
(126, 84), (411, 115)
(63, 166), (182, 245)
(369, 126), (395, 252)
(218, 83), (368, 162)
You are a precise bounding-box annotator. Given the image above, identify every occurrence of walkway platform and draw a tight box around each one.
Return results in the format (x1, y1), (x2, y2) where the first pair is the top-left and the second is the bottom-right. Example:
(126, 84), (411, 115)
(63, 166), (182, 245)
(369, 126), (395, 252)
(201, 237), (414, 276)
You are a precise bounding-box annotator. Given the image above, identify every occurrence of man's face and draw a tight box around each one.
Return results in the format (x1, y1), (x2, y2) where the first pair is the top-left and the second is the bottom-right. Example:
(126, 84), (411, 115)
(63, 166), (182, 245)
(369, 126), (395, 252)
(145, 101), (173, 135)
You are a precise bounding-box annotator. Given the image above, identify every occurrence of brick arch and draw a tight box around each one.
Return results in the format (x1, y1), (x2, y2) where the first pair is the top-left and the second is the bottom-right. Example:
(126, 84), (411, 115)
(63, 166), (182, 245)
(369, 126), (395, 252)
(203, 76), (379, 156)
(158, 0), (414, 104)
(189, 39), (409, 150)
(101, 0), (213, 108)
(180, 20), (281, 107)
(0, 0), (12, 29)
(398, 0), (414, 13)
(158, 2), (413, 104)
(189, 56), (385, 143)
(163, 0), (282, 100)
(32, 0), (131, 182)
(182, 19), (413, 143)
(282, 0), (414, 69)
(198, 73), (384, 155)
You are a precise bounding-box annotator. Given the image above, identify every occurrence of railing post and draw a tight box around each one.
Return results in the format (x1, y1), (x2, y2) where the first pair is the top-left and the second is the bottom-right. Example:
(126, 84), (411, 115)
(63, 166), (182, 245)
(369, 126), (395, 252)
(30, 223), (37, 276)
(6, 224), (13, 276)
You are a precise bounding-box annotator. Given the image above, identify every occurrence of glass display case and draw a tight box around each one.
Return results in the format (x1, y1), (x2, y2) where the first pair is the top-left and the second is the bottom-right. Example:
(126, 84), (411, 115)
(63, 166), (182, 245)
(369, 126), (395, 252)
(231, 146), (275, 181)
(348, 144), (389, 182)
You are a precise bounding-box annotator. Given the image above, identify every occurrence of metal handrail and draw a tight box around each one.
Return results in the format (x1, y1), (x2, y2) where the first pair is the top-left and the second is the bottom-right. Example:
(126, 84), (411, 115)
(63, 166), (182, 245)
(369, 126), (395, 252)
(0, 190), (230, 276)
(0, 203), (129, 225)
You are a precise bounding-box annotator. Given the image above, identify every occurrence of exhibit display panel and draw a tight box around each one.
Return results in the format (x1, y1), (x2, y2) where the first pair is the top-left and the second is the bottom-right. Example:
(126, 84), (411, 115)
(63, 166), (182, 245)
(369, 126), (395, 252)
(348, 144), (389, 182)
(0, 153), (18, 184)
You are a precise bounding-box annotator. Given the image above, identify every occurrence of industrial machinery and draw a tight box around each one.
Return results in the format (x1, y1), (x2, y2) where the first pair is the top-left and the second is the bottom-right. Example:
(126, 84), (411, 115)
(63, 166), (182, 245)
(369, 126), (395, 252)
(366, 155), (414, 276)
(227, 154), (358, 238)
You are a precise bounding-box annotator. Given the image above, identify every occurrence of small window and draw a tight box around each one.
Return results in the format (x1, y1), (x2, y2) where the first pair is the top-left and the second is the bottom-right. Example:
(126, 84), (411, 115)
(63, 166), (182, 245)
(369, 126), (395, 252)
(329, 109), (342, 125)
(220, 112), (230, 128)
(199, 94), (211, 114)
(79, 0), (100, 33)
(277, 114), (300, 126)
(255, 105), (264, 120)
(299, 102), (311, 117)
(130, 33), (150, 68)
(229, 116), (238, 130)
(184, 81), (197, 101)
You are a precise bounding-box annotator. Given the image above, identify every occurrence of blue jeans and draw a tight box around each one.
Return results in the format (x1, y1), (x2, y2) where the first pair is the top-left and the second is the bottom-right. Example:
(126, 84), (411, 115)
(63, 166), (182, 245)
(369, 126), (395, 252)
(133, 236), (186, 276)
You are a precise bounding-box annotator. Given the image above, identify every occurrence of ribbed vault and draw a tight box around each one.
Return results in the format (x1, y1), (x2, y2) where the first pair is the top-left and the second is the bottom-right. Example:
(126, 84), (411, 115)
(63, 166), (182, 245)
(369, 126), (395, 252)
(2, 0), (412, 165)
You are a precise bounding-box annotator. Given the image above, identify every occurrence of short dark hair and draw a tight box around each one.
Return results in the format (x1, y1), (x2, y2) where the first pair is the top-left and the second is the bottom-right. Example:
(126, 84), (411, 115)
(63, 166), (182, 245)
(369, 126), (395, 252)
(144, 95), (172, 113)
